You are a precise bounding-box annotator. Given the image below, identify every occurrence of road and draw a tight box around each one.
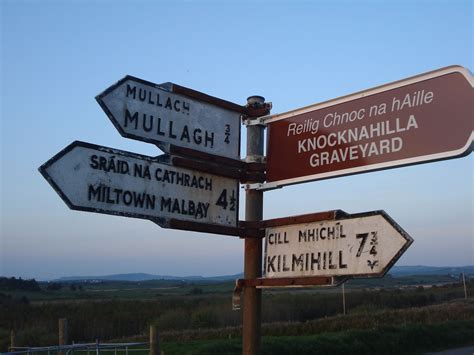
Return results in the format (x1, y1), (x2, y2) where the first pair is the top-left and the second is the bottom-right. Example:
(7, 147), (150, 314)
(426, 346), (474, 355)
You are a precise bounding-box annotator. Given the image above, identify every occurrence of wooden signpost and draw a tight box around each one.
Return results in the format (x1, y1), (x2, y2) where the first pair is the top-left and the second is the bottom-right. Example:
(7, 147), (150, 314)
(39, 65), (474, 355)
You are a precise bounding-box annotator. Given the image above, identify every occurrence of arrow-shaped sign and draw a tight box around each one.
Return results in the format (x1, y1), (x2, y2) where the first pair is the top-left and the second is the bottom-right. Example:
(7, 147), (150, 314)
(261, 65), (473, 189)
(39, 141), (239, 235)
(96, 76), (244, 160)
(264, 210), (413, 279)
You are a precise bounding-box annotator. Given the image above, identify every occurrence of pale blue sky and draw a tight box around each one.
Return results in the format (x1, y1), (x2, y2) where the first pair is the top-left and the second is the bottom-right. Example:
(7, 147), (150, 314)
(1, 0), (472, 280)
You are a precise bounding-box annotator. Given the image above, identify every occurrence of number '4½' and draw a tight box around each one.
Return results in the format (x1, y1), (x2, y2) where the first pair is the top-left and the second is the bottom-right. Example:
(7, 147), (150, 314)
(216, 189), (236, 211)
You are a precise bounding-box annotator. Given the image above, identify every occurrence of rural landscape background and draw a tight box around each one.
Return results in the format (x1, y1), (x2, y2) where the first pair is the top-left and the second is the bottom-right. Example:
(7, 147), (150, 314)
(1, 0), (473, 354)
(1, 266), (473, 353)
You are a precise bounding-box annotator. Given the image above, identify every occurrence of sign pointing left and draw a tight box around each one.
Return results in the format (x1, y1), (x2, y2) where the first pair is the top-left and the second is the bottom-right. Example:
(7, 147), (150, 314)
(39, 141), (239, 235)
(96, 76), (244, 160)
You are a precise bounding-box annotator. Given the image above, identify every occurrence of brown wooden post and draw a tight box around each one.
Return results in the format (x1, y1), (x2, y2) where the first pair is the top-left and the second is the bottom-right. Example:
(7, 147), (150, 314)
(58, 318), (68, 355)
(242, 96), (269, 355)
(10, 330), (16, 352)
(149, 325), (159, 355)
(342, 282), (346, 315)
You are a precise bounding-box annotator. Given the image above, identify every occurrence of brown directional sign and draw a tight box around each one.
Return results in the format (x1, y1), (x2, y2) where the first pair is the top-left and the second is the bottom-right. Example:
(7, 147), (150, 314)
(262, 66), (473, 189)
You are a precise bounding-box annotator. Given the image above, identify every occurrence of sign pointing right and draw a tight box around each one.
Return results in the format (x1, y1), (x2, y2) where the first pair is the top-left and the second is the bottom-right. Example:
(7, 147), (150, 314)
(264, 210), (413, 280)
(263, 66), (473, 190)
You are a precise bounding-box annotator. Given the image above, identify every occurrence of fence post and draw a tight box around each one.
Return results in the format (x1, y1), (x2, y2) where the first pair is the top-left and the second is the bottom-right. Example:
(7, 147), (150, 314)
(9, 330), (16, 352)
(342, 282), (346, 315)
(95, 339), (99, 355)
(59, 319), (68, 355)
(149, 325), (159, 355)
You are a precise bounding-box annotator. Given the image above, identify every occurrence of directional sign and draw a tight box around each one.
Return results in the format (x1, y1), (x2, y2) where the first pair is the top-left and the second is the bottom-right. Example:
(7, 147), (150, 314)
(39, 141), (239, 234)
(96, 76), (244, 160)
(262, 65), (473, 189)
(264, 210), (413, 279)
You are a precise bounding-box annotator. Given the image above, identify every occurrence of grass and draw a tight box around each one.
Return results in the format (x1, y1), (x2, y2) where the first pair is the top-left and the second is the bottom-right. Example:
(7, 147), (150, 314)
(2, 279), (472, 353)
(5, 320), (473, 355)
(157, 320), (474, 355)
(139, 298), (473, 343)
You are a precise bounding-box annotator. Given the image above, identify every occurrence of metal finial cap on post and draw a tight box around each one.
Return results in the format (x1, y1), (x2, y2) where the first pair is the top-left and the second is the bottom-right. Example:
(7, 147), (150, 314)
(245, 96), (270, 120)
(247, 96), (265, 106)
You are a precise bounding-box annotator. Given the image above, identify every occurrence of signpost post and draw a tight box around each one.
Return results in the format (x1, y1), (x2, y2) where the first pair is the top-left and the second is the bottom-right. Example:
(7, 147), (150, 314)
(257, 65), (473, 190)
(96, 76), (244, 160)
(39, 141), (239, 235)
(241, 96), (269, 355)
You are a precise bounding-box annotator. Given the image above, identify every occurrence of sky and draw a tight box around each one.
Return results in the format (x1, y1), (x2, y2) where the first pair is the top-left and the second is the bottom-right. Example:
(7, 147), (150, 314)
(1, 0), (472, 280)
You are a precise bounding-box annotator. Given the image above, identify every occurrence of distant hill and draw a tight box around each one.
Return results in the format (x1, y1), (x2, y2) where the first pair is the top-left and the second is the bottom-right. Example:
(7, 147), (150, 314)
(389, 265), (474, 277)
(57, 272), (244, 282)
(56, 265), (473, 282)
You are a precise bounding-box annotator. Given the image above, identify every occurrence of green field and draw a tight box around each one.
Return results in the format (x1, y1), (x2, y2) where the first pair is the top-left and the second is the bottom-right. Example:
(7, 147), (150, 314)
(2, 280), (236, 302)
(1, 276), (473, 354)
(159, 320), (474, 355)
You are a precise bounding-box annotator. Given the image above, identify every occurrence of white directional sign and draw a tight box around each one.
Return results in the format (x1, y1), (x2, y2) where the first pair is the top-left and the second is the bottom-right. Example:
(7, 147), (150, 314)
(39, 141), (239, 231)
(264, 211), (412, 279)
(96, 76), (243, 160)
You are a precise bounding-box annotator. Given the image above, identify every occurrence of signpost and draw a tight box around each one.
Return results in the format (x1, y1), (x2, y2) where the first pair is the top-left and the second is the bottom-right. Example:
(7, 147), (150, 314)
(40, 65), (474, 355)
(260, 65), (473, 190)
(39, 141), (239, 235)
(96, 76), (244, 160)
(263, 210), (413, 279)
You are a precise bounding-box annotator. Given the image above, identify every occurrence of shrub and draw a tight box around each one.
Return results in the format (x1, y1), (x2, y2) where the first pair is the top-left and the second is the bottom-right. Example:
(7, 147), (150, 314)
(153, 309), (190, 331)
(189, 287), (203, 295)
(0, 328), (10, 352)
(191, 309), (220, 329)
(46, 283), (62, 291)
